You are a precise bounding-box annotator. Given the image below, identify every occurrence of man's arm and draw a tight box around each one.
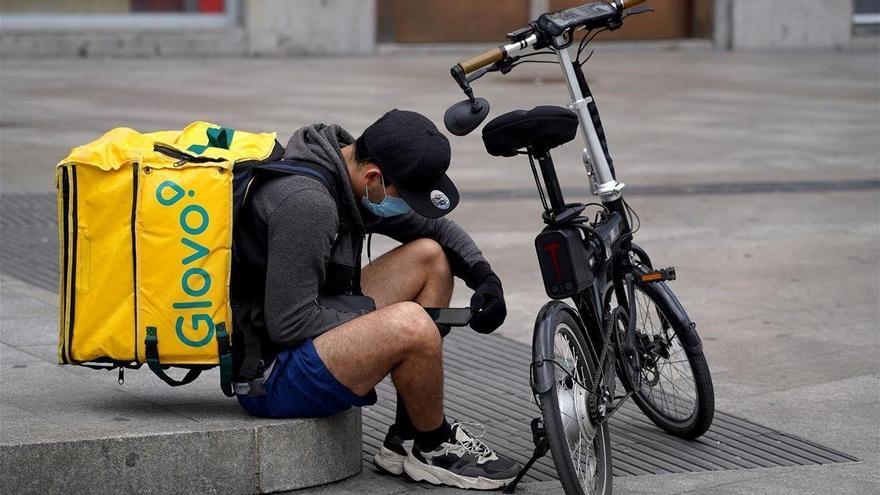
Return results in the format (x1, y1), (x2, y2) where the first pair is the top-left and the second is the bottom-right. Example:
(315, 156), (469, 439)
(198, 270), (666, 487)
(369, 210), (491, 283)
(263, 184), (363, 346)
(370, 210), (506, 333)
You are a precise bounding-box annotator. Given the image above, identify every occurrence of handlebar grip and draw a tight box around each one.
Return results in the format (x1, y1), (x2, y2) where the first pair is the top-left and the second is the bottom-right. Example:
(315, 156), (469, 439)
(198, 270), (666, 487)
(457, 47), (505, 75)
(618, 0), (648, 9)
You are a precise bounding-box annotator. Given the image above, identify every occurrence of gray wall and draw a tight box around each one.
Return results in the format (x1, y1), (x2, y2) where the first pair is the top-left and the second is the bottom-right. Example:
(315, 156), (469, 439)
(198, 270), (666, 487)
(723, 0), (853, 50)
(245, 0), (375, 56)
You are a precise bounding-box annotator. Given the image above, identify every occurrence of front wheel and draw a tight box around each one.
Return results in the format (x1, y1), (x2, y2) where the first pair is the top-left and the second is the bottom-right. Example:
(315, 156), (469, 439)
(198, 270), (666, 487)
(606, 274), (715, 439)
(533, 303), (612, 495)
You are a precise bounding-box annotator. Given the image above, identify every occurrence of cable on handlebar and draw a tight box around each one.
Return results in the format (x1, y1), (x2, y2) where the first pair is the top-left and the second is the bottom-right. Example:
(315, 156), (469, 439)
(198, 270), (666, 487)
(576, 28), (608, 64)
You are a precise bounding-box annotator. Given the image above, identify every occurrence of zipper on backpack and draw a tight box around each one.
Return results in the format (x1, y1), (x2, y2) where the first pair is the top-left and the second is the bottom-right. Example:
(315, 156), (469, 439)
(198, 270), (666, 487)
(57, 169), (67, 364)
(131, 162), (139, 362)
(59, 167), (72, 364)
(66, 167), (78, 364)
(154, 143), (224, 165)
(241, 176), (257, 205)
(153, 143), (193, 162)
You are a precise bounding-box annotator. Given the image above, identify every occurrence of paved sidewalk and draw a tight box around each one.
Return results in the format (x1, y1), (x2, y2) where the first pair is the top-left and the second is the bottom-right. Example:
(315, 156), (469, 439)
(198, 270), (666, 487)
(1, 49), (878, 493)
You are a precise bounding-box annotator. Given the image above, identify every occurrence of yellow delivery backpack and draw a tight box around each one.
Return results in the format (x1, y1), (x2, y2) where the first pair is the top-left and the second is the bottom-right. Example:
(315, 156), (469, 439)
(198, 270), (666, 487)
(56, 122), (283, 395)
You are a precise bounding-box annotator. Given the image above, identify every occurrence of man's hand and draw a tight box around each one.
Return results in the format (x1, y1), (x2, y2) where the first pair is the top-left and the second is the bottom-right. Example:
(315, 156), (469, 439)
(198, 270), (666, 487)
(467, 266), (507, 334)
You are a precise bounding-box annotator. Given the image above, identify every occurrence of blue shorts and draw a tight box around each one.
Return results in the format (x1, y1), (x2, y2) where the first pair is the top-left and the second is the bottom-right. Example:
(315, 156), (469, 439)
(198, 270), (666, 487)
(237, 338), (377, 418)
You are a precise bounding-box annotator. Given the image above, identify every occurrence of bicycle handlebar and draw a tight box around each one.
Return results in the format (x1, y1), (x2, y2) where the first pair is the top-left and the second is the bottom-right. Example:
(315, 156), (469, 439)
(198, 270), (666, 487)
(453, 0), (648, 75)
(618, 0), (647, 8)
(458, 47), (506, 75)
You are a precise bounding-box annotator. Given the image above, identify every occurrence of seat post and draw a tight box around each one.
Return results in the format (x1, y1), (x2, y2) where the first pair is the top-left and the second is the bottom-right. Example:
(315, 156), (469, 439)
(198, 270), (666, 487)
(531, 148), (566, 215)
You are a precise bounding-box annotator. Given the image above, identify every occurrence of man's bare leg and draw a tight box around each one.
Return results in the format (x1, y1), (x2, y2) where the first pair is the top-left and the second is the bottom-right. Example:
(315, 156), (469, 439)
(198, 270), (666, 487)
(361, 237), (453, 309)
(317, 238), (453, 430)
(359, 238), (453, 433)
(313, 301), (444, 430)
(337, 238), (520, 487)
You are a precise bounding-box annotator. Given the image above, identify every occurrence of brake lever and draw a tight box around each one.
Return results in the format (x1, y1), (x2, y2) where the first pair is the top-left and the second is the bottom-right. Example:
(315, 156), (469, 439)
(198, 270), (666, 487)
(607, 4), (653, 32)
(495, 58), (517, 75)
(490, 54), (541, 75)
(623, 5), (654, 19)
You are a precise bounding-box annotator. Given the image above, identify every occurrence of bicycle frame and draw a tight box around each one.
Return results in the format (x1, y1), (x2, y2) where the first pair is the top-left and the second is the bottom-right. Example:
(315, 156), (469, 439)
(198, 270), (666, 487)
(554, 36), (623, 202)
(524, 35), (635, 340)
(523, 33), (666, 423)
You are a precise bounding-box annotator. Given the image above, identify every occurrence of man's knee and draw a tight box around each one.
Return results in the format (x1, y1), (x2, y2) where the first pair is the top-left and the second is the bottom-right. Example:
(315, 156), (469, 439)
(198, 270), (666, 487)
(409, 238), (451, 277)
(389, 301), (441, 353)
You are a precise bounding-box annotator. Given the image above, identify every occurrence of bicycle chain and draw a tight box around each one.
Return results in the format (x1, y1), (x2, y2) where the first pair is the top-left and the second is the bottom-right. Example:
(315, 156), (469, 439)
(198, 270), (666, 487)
(588, 306), (619, 423)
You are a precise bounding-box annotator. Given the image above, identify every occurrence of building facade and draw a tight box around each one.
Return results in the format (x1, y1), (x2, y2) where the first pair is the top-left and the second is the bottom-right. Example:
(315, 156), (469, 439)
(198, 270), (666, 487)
(0, 0), (874, 57)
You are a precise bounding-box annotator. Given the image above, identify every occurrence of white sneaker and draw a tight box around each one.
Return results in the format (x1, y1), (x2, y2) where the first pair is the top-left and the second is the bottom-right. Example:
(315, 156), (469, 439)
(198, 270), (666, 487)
(403, 422), (521, 490)
(372, 426), (412, 475)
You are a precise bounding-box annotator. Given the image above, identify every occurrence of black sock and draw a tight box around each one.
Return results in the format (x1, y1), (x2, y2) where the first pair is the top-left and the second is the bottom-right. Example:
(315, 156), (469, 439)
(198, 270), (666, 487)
(415, 417), (452, 452)
(393, 392), (416, 439)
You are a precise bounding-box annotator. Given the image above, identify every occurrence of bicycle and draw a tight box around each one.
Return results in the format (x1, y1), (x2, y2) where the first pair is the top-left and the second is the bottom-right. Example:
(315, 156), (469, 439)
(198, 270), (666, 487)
(438, 1), (716, 493)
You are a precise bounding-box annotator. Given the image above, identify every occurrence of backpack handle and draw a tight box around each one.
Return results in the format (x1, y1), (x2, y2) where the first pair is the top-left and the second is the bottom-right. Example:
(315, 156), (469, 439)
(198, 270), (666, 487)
(144, 323), (234, 396)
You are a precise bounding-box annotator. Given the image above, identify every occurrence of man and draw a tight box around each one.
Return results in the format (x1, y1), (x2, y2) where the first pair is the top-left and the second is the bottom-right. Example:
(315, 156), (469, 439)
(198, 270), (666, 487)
(231, 110), (520, 490)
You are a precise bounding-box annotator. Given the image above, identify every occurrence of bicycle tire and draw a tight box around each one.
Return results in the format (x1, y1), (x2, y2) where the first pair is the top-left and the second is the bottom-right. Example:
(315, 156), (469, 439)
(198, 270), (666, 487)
(535, 307), (612, 495)
(607, 279), (714, 439)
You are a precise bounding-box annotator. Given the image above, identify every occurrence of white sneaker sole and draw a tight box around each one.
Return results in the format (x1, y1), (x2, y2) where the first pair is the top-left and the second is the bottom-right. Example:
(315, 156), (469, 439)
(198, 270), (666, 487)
(403, 453), (514, 491)
(373, 446), (406, 475)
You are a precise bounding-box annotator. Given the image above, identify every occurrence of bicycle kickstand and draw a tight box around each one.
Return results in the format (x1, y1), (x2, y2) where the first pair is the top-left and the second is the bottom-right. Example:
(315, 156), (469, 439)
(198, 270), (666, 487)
(503, 418), (550, 494)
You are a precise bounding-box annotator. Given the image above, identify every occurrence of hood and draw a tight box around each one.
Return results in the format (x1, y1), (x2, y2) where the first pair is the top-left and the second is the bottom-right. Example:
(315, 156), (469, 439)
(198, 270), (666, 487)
(283, 123), (369, 234)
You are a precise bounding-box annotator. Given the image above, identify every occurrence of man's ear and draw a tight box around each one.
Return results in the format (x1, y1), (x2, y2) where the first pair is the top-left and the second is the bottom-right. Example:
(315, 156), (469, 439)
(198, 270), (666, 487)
(362, 165), (382, 186)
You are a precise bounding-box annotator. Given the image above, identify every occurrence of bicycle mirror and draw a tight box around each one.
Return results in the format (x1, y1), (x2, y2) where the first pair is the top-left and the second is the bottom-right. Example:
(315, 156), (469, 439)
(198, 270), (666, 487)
(444, 97), (490, 136)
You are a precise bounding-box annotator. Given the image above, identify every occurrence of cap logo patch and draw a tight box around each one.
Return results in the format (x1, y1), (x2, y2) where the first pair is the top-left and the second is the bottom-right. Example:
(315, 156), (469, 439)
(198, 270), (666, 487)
(430, 190), (450, 210)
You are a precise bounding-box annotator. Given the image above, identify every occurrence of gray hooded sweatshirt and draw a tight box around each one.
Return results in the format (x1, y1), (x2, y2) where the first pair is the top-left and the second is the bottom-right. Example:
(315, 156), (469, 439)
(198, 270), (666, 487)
(248, 123), (488, 346)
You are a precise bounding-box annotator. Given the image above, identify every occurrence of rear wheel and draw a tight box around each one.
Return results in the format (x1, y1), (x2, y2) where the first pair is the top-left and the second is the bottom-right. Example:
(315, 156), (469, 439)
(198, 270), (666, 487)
(536, 309), (612, 495)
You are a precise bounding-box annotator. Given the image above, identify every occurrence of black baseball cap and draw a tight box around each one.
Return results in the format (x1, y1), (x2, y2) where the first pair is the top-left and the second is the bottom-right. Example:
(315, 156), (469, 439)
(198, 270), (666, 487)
(360, 109), (459, 219)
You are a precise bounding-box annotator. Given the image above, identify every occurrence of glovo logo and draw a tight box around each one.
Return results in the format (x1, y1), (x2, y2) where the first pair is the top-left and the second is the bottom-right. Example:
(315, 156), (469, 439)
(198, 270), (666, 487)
(155, 180), (215, 348)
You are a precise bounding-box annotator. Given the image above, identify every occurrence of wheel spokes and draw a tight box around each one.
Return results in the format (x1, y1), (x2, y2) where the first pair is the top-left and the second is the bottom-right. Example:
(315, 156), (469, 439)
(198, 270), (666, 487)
(552, 323), (605, 494)
(632, 287), (699, 422)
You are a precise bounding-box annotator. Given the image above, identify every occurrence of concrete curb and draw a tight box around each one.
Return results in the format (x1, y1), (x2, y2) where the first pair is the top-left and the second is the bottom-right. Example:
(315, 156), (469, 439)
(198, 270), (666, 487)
(0, 408), (362, 494)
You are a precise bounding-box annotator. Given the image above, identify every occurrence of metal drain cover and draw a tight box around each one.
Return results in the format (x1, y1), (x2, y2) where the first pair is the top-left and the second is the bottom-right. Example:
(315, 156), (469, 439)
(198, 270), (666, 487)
(0, 193), (59, 293)
(362, 329), (858, 481)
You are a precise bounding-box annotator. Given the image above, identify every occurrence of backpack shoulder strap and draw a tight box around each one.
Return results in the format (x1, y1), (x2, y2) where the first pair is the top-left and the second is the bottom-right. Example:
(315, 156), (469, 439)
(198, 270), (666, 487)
(254, 161), (340, 204)
(232, 160), (341, 384)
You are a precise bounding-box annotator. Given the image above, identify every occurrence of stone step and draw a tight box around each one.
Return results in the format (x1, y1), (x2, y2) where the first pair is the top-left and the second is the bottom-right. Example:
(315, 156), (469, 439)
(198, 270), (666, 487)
(1, 407), (361, 494)
(0, 286), (361, 495)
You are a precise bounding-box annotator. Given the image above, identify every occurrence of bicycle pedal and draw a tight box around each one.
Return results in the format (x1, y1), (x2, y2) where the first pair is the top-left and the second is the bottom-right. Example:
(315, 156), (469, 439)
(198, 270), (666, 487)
(638, 267), (676, 283)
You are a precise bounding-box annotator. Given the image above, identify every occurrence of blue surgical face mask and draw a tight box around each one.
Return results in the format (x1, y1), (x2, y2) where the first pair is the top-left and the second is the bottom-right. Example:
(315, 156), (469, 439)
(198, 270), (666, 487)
(360, 175), (411, 217)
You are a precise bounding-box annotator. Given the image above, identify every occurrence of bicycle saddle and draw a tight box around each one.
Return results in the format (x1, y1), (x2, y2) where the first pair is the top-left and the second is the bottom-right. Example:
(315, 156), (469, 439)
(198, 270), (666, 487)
(482, 106), (579, 157)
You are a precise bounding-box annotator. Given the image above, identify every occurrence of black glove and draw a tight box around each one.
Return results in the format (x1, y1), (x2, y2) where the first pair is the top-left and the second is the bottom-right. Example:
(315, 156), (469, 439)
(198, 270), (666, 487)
(465, 262), (507, 334)
(436, 323), (451, 338)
